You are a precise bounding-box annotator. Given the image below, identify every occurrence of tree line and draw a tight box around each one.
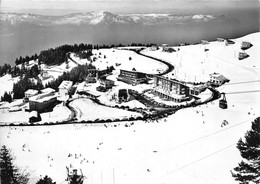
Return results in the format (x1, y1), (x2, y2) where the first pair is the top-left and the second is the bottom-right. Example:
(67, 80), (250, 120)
(0, 41), (155, 73)
(0, 41), (149, 102)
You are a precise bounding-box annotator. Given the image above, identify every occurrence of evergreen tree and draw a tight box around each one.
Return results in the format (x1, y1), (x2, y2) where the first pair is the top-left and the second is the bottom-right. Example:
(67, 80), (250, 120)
(36, 175), (56, 184)
(231, 117), (260, 183)
(1, 91), (12, 102)
(0, 145), (30, 184)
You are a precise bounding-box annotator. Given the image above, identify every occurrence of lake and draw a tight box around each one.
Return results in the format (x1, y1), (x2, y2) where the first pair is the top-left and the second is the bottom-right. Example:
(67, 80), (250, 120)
(0, 3), (259, 66)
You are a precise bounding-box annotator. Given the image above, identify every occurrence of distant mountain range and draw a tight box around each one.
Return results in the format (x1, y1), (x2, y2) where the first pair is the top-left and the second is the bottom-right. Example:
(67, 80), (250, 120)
(0, 11), (236, 27)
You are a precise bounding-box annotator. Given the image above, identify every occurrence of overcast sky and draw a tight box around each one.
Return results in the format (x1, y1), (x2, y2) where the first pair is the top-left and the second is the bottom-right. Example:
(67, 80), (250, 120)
(0, 0), (258, 15)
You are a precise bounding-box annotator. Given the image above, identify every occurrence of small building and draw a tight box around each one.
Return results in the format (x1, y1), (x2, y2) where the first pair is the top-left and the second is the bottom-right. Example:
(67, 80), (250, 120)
(163, 47), (176, 53)
(189, 84), (207, 96)
(58, 81), (73, 97)
(29, 111), (41, 123)
(150, 45), (158, 51)
(241, 41), (252, 50)
(217, 38), (225, 42)
(24, 89), (38, 98)
(41, 70), (49, 79)
(41, 88), (55, 94)
(29, 92), (57, 112)
(161, 44), (169, 49)
(117, 69), (147, 85)
(209, 73), (229, 86)
(115, 89), (131, 103)
(201, 40), (209, 45)
(99, 77), (114, 89)
(238, 52), (249, 60)
(225, 39), (235, 46)
(153, 75), (190, 102)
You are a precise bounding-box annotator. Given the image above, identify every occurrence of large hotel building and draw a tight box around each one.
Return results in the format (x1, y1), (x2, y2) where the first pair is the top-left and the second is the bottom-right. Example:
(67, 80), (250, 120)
(153, 75), (190, 102)
(117, 69), (148, 85)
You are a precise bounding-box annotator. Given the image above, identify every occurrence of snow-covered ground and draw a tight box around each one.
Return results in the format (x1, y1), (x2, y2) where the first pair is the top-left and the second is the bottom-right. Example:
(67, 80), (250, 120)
(0, 32), (259, 184)
(70, 98), (141, 121)
(39, 103), (72, 124)
(75, 48), (168, 74)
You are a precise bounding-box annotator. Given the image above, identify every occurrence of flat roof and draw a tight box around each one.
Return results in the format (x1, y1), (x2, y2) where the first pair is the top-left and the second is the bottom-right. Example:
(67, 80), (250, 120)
(25, 89), (38, 95)
(41, 88), (55, 94)
(58, 80), (73, 90)
(30, 92), (57, 103)
(154, 75), (187, 86)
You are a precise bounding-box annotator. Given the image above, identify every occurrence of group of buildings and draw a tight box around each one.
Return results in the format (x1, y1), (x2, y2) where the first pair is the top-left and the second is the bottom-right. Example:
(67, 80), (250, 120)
(24, 63), (229, 113)
(26, 81), (73, 112)
(217, 38), (251, 60)
(238, 41), (252, 60)
(116, 69), (228, 103)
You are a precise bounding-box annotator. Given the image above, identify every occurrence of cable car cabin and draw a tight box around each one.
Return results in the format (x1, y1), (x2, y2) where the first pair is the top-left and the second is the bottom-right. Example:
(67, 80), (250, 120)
(66, 167), (84, 184)
(219, 93), (228, 109)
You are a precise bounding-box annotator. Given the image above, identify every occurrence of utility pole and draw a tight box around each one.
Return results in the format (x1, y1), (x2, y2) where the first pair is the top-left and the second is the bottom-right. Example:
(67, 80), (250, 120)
(101, 172), (103, 184)
(113, 168), (116, 184)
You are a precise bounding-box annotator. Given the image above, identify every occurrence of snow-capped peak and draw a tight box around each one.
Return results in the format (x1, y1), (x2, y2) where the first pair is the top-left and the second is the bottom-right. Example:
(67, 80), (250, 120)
(0, 11), (229, 26)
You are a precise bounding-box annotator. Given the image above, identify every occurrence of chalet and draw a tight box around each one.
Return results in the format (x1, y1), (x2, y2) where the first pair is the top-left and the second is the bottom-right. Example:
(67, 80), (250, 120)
(153, 75), (190, 102)
(117, 69), (147, 85)
(29, 92), (58, 112)
(238, 52), (249, 60)
(209, 73), (229, 86)
(150, 45), (158, 51)
(217, 38), (225, 42)
(24, 89), (38, 98)
(225, 39), (235, 46)
(59, 81), (73, 97)
(201, 40), (209, 45)
(241, 41), (252, 50)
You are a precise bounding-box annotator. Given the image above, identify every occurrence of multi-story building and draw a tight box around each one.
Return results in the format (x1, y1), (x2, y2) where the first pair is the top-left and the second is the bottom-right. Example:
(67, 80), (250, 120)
(117, 69), (147, 85)
(153, 75), (190, 102)
(85, 69), (98, 83)
(58, 81), (73, 97)
(24, 89), (38, 98)
(29, 92), (57, 112)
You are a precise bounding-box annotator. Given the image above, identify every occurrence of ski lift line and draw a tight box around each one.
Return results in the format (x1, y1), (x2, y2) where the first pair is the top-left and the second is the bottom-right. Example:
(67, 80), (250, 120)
(161, 143), (236, 179)
(164, 118), (253, 154)
(225, 79), (260, 85)
(209, 53), (259, 74)
(103, 118), (254, 174)
(224, 90), (260, 95)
